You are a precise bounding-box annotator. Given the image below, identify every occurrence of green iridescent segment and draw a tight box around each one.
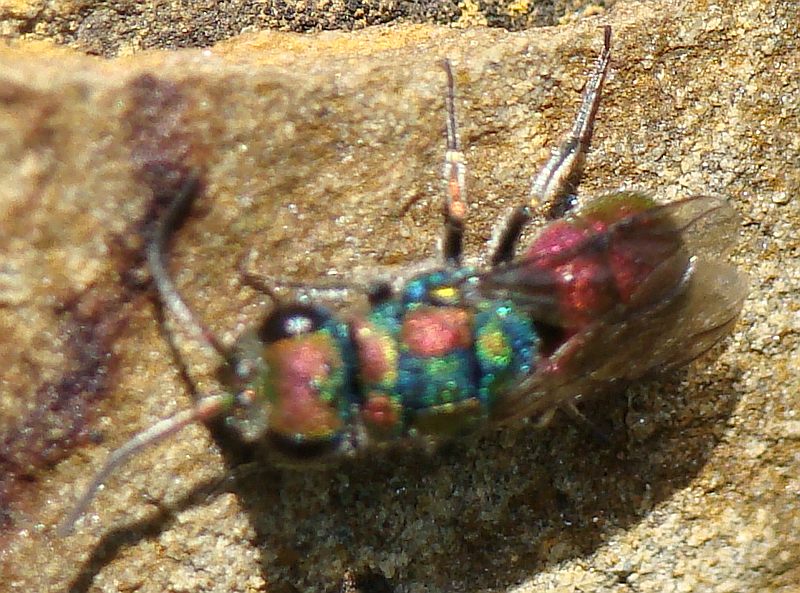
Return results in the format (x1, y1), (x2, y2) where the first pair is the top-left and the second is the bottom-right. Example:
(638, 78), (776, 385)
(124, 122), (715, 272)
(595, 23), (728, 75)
(397, 349), (477, 411)
(474, 301), (538, 403)
(363, 300), (404, 394)
(317, 319), (358, 420)
(575, 191), (657, 223)
(357, 270), (539, 439)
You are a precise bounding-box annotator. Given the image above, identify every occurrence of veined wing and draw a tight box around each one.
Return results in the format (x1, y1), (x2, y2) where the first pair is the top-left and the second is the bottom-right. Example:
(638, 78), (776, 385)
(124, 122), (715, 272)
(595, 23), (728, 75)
(472, 195), (747, 422)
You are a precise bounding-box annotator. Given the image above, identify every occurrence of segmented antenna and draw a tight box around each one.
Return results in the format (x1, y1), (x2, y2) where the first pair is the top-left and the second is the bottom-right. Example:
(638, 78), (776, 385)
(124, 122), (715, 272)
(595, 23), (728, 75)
(146, 176), (232, 361)
(442, 58), (468, 265)
(58, 394), (230, 534)
(59, 178), (236, 534)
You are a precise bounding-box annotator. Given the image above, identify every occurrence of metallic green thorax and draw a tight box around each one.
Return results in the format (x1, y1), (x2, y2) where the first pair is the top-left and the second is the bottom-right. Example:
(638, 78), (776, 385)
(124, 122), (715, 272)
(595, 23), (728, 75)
(248, 269), (539, 457)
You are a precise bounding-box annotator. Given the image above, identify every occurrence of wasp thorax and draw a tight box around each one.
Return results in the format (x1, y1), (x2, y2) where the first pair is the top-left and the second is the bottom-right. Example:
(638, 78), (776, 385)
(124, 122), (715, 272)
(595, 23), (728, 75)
(518, 192), (687, 332)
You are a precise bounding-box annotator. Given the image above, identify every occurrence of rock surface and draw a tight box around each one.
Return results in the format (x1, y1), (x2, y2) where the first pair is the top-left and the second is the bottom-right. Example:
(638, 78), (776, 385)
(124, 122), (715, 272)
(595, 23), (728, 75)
(1, 1), (798, 592)
(0, 0), (614, 56)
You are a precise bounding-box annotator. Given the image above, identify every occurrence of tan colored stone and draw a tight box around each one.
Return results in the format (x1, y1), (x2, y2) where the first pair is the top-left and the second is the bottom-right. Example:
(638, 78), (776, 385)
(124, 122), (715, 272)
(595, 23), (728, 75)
(0, 1), (616, 57)
(1, 0), (798, 592)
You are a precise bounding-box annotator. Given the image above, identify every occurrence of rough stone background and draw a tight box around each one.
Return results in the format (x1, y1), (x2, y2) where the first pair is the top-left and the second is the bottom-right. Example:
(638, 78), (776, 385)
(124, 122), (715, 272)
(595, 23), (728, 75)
(1, 1), (798, 592)
(1, 0), (614, 56)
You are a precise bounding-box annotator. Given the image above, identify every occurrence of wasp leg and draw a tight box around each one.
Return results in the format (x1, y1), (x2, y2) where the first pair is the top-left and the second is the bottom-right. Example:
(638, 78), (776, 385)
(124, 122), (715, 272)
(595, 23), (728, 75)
(59, 177), (247, 535)
(339, 569), (359, 593)
(58, 393), (232, 535)
(238, 249), (402, 308)
(441, 59), (468, 266)
(559, 401), (612, 446)
(337, 569), (394, 593)
(237, 248), (356, 302)
(530, 24), (612, 217)
(489, 25), (612, 267)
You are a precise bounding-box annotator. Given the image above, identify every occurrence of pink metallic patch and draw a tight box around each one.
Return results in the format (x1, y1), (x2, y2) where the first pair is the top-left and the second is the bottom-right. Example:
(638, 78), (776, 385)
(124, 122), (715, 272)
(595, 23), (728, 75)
(525, 222), (615, 330)
(401, 307), (472, 357)
(351, 319), (397, 384)
(265, 334), (343, 439)
(362, 393), (401, 433)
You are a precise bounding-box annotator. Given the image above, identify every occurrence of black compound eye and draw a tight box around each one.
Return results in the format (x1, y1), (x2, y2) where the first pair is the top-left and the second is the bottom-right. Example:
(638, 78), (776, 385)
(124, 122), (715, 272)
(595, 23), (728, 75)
(257, 303), (331, 344)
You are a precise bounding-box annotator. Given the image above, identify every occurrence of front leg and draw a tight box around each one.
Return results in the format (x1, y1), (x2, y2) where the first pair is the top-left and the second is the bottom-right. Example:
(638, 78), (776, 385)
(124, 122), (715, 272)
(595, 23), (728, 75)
(441, 59), (468, 266)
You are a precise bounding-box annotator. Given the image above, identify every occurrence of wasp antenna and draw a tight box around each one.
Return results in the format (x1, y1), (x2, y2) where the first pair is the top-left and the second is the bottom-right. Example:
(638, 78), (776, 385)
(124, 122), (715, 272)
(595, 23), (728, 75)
(443, 59), (459, 154)
(58, 393), (231, 536)
(147, 175), (232, 361)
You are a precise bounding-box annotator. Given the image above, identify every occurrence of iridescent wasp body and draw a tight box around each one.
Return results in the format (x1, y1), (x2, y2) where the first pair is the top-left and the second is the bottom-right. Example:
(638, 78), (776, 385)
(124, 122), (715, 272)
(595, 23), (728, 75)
(63, 26), (746, 531)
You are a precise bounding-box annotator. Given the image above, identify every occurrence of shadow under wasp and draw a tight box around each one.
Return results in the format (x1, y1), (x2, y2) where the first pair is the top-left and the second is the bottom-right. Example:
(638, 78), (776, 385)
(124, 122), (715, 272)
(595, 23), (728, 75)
(61, 26), (746, 541)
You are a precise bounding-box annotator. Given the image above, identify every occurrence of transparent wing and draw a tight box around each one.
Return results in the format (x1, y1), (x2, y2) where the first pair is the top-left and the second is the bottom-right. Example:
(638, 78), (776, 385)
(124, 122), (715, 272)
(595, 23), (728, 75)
(477, 195), (740, 327)
(471, 195), (747, 423)
(491, 257), (746, 422)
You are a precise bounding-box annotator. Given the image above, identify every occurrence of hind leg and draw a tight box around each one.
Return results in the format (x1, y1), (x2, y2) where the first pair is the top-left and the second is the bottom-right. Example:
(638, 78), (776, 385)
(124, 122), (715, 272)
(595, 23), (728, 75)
(488, 25), (612, 267)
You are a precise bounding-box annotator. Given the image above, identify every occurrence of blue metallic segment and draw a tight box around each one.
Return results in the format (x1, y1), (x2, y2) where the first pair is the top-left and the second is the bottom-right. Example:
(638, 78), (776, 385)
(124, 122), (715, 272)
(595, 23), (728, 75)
(400, 268), (473, 306)
(474, 302), (538, 406)
(319, 315), (361, 422)
(357, 269), (539, 438)
(396, 349), (478, 411)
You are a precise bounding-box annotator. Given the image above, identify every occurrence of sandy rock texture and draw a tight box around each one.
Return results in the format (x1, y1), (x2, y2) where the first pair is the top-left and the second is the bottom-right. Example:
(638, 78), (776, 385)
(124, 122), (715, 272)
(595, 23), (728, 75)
(0, 0), (614, 56)
(1, 0), (798, 592)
